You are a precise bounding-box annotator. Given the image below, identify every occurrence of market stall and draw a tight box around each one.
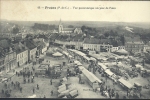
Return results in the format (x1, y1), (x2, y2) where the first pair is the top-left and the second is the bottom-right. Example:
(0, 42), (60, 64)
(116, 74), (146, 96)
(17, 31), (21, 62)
(118, 78), (133, 90)
(52, 52), (63, 58)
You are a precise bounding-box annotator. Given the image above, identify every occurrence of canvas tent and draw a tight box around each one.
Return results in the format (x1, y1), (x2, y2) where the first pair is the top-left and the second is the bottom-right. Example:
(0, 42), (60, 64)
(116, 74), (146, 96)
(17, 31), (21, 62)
(74, 60), (82, 66)
(115, 49), (128, 55)
(58, 90), (70, 96)
(62, 51), (69, 56)
(68, 55), (73, 58)
(58, 86), (67, 93)
(69, 89), (78, 98)
(98, 63), (109, 71)
(73, 50), (86, 56)
(135, 64), (143, 69)
(88, 72), (102, 83)
(78, 66), (85, 71)
(62, 77), (68, 82)
(52, 52), (63, 57)
(81, 68), (102, 88)
(105, 69), (114, 76)
(90, 57), (97, 61)
(58, 84), (66, 90)
(83, 55), (91, 61)
(118, 78), (133, 89)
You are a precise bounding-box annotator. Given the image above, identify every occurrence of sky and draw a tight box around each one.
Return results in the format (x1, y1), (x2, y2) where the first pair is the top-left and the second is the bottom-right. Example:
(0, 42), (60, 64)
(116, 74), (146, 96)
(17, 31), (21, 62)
(1, 0), (150, 22)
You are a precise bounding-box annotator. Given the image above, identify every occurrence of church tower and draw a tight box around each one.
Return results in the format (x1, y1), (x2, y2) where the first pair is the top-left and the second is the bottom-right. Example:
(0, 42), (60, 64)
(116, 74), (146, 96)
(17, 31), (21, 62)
(58, 19), (63, 33)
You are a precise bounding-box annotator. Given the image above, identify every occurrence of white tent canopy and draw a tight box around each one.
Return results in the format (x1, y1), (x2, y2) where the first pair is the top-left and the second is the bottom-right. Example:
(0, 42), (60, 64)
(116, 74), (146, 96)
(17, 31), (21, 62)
(68, 55), (73, 58)
(69, 89), (78, 97)
(135, 64), (143, 68)
(105, 69), (114, 76)
(98, 63), (109, 71)
(74, 60), (82, 66)
(58, 84), (66, 90)
(52, 52), (63, 57)
(62, 51), (69, 56)
(90, 57), (97, 61)
(78, 66), (85, 71)
(118, 78), (133, 89)
(83, 55), (91, 61)
(116, 49), (128, 55)
(82, 68), (102, 83)
(58, 86), (67, 93)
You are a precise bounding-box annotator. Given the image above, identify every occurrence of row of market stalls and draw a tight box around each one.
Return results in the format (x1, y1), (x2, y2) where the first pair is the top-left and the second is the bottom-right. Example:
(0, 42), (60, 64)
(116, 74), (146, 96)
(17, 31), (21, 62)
(68, 49), (96, 64)
(61, 51), (73, 59)
(67, 49), (132, 90)
(78, 66), (102, 90)
(97, 63), (134, 91)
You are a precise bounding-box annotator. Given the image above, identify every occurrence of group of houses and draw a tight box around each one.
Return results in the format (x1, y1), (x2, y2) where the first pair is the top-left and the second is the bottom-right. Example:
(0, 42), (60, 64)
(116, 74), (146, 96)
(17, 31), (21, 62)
(0, 38), (49, 74)
(55, 37), (150, 53)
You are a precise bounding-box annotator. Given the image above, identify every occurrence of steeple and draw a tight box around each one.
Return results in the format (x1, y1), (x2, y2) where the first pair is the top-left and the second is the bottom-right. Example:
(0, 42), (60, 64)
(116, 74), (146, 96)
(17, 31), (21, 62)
(59, 18), (61, 25)
(58, 18), (63, 33)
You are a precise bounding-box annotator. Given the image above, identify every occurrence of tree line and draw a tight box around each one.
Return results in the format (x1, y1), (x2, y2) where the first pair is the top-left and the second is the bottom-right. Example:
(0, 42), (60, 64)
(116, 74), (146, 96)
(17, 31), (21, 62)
(32, 23), (56, 30)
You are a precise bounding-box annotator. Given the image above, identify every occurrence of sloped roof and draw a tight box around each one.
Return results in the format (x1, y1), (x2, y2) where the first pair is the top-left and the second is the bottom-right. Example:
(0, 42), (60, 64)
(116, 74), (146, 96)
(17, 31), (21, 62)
(126, 41), (144, 45)
(52, 52), (63, 57)
(116, 49), (128, 55)
(22, 40), (37, 50)
(82, 68), (102, 83)
(0, 39), (11, 48)
(13, 42), (28, 54)
(105, 69), (114, 76)
(84, 38), (100, 44)
(73, 49), (86, 56)
(124, 36), (141, 43)
(98, 63), (109, 70)
(33, 39), (46, 48)
(63, 28), (74, 31)
(74, 60), (82, 66)
(100, 39), (111, 44)
(118, 78), (133, 89)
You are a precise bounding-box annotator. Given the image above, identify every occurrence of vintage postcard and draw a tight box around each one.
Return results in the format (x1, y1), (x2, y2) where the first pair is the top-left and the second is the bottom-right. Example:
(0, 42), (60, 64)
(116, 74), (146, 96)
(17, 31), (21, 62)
(0, 0), (150, 99)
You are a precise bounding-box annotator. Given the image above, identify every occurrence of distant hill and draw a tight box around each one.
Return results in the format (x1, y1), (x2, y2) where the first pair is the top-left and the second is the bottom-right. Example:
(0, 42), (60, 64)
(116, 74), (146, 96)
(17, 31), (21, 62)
(1, 20), (150, 29)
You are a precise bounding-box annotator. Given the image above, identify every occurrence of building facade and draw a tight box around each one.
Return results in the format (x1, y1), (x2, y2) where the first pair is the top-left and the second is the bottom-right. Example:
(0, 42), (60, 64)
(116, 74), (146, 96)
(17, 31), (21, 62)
(83, 38), (113, 52)
(14, 42), (28, 67)
(0, 52), (5, 74)
(143, 45), (150, 52)
(22, 40), (37, 62)
(4, 47), (17, 73)
(125, 42), (144, 53)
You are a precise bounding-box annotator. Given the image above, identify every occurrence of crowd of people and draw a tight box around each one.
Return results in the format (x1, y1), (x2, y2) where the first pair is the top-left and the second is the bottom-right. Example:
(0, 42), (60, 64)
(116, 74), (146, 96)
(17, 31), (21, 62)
(1, 80), (23, 98)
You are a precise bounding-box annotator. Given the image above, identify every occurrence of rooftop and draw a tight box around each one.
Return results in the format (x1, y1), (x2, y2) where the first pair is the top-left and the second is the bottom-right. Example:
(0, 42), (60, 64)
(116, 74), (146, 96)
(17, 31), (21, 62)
(13, 42), (28, 54)
(126, 41), (144, 44)
(21, 39), (37, 50)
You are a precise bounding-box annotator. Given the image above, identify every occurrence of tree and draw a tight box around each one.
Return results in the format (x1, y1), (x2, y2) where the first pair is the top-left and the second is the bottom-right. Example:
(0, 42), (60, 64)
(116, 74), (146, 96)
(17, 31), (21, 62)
(104, 32), (109, 37)
(120, 35), (125, 45)
(12, 27), (19, 34)
(68, 25), (74, 28)
(81, 26), (86, 32)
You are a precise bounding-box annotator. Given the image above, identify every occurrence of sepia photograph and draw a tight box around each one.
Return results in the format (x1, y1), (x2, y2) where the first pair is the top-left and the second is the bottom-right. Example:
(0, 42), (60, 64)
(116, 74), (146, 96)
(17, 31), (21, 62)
(0, 0), (150, 99)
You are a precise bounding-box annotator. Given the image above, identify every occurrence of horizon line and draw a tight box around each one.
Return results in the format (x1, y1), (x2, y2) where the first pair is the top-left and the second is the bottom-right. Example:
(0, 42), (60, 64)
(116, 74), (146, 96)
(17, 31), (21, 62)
(1, 19), (150, 23)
